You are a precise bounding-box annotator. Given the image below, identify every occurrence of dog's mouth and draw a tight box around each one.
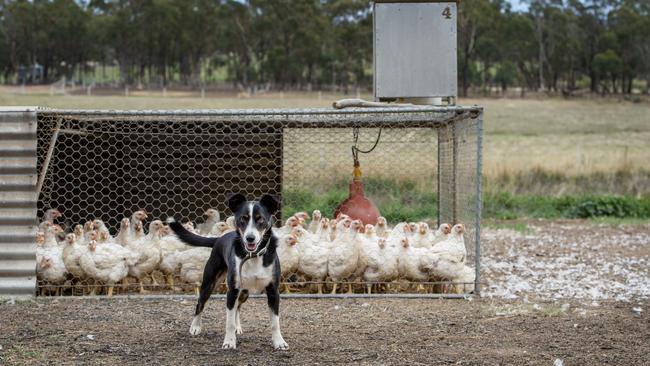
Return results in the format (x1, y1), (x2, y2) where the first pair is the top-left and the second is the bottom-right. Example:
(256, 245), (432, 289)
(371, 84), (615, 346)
(244, 242), (258, 251)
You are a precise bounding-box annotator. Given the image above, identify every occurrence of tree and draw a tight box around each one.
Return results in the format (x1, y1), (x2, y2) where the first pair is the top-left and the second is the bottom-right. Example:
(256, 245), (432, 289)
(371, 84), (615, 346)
(458, 0), (501, 97)
(594, 49), (623, 93)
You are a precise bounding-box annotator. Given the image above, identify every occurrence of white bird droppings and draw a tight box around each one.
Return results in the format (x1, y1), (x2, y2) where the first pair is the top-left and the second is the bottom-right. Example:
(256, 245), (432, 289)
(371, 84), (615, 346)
(481, 224), (650, 302)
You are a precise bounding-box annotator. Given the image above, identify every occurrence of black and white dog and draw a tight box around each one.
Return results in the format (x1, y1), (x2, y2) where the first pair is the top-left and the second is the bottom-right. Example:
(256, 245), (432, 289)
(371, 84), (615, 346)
(167, 193), (288, 350)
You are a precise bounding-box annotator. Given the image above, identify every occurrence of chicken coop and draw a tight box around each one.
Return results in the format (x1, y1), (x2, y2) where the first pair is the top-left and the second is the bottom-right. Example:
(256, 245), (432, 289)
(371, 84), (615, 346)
(0, 106), (482, 298)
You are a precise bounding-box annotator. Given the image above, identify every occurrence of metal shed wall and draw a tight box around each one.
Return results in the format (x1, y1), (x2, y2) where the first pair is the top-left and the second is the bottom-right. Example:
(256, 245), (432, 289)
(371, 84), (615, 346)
(0, 107), (37, 298)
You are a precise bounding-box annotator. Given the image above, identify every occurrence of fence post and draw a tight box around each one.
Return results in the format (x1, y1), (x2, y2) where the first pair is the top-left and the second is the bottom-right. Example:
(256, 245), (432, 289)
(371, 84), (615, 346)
(125, 86), (129, 97)
(475, 113), (483, 296)
(87, 86), (92, 96)
(201, 88), (205, 99)
(163, 87), (167, 97)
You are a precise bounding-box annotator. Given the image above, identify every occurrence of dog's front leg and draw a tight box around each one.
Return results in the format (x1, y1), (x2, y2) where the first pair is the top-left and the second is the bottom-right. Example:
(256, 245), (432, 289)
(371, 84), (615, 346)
(265, 283), (289, 350)
(223, 287), (239, 349)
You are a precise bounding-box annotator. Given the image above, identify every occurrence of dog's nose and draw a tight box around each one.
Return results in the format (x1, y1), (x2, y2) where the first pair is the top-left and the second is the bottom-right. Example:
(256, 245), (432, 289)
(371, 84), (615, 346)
(245, 234), (256, 243)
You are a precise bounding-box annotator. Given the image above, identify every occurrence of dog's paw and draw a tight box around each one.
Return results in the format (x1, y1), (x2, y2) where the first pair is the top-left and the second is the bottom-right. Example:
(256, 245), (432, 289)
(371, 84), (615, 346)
(273, 339), (289, 351)
(222, 338), (237, 349)
(189, 317), (202, 336)
(236, 326), (243, 335)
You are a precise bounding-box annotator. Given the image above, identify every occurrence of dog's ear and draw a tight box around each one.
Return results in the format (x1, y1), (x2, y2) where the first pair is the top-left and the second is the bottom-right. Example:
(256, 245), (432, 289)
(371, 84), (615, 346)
(260, 194), (280, 215)
(227, 193), (247, 213)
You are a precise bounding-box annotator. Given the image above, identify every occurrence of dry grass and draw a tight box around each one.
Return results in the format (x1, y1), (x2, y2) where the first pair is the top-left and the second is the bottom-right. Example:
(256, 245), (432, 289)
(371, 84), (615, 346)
(2, 86), (649, 181)
(473, 98), (650, 175)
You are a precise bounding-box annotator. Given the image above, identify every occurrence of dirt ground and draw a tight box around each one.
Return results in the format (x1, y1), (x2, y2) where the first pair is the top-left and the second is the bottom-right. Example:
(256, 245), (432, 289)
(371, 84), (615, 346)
(0, 297), (648, 365)
(3, 220), (649, 365)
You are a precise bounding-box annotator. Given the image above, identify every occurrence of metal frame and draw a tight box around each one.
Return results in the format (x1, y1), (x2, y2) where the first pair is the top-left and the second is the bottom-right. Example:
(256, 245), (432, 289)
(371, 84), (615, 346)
(35, 293), (473, 301)
(475, 113), (483, 295)
(32, 106), (483, 299)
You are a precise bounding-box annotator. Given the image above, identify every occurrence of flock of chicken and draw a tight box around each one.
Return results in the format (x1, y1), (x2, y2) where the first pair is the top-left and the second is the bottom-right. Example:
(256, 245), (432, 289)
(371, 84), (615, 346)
(35, 208), (474, 296)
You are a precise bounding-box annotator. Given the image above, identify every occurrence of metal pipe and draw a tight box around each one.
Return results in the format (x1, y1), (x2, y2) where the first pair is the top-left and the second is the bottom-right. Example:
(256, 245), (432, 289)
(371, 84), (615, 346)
(452, 122), (458, 223)
(35, 293), (474, 301)
(437, 128), (441, 227)
(474, 113), (484, 296)
(39, 106), (482, 116)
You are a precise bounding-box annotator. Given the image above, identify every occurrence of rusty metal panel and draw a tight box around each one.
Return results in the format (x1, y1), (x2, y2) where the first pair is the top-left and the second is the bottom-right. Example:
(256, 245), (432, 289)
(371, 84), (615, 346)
(374, 1), (457, 99)
(0, 107), (37, 298)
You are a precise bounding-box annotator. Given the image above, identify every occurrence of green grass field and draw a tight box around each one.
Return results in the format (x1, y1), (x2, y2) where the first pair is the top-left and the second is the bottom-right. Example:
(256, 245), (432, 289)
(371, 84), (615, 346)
(3, 86), (649, 220)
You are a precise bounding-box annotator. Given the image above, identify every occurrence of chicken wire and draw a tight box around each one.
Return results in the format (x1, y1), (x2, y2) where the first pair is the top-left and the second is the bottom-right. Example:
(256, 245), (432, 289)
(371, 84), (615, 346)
(35, 107), (482, 297)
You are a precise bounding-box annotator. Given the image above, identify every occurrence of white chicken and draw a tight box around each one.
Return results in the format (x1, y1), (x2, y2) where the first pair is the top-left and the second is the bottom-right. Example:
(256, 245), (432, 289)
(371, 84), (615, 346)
(40, 223), (63, 248)
(36, 231), (45, 246)
(293, 211), (310, 229)
(129, 209), (148, 239)
(367, 237), (400, 293)
(159, 223), (192, 289)
(429, 224), (468, 292)
(452, 265), (476, 294)
(196, 208), (220, 235)
(93, 220), (112, 242)
(429, 223), (453, 248)
(412, 222), (431, 248)
(176, 247), (212, 295)
(132, 221), (145, 241)
(276, 229), (300, 293)
(375, 216), (390, 239)
(209, 221), (231, 237)
(39, 208), (62, 232)
(36, 229), (67, 296)
(396, 238), (430, 282)
(73, 224), (87, 246)
(273, 216), (300, 238)
(225, 216), (235, 231)
(127, 220), (163, 293)
(115, 218), (132, 246)
(80, 239), (139, 296)
(327, 218), (363, 294)
(62, 233), (87, 283)
(297, 218), (331, 294)
(307, 210), (321, 234)
(354, 224), (377, 280)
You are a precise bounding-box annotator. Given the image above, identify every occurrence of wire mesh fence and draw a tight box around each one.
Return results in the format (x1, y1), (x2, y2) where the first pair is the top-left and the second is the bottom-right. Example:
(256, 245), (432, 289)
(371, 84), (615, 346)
(34, 107), (482, 297)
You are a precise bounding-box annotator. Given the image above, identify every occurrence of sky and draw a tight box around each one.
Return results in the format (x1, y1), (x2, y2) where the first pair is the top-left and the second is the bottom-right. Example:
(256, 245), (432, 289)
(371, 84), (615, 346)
(509, 0), (530, 12)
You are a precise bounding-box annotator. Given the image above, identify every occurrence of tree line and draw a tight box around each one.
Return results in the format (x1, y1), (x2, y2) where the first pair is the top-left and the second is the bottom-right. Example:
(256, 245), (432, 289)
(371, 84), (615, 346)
(0, 0), (648, 95)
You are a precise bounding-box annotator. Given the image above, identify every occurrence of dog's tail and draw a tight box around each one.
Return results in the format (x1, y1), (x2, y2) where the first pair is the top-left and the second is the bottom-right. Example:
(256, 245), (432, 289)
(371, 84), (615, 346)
(166, 217), (216, 248)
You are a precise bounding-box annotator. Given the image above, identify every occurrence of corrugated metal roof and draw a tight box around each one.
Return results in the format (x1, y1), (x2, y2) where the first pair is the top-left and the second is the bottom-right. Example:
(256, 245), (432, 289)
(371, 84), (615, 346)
(0, 108), (37, 298)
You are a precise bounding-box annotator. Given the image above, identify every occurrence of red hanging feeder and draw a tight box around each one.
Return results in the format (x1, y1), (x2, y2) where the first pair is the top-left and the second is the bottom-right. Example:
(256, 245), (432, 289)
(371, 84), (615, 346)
(334, 128), (381, 225)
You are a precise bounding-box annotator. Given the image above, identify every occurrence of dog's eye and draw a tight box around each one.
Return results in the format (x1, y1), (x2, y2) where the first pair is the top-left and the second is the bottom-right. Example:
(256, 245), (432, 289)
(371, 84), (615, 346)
(256, 216), (264, 224)
(240, 215), (249, 223)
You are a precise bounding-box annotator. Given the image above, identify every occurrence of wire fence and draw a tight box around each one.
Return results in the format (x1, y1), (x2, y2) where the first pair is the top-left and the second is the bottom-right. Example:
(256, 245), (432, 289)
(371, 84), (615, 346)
(34, 107), (482, 297)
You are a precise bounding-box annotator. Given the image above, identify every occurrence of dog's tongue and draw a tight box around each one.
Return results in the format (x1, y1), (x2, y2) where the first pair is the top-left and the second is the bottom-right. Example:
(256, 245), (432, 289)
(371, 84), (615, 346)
(245, 242), (257, 251)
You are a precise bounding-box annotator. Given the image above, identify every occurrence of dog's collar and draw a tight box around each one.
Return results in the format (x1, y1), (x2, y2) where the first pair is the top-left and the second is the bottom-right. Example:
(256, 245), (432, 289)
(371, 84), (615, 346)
(245, 234), (270, 259)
